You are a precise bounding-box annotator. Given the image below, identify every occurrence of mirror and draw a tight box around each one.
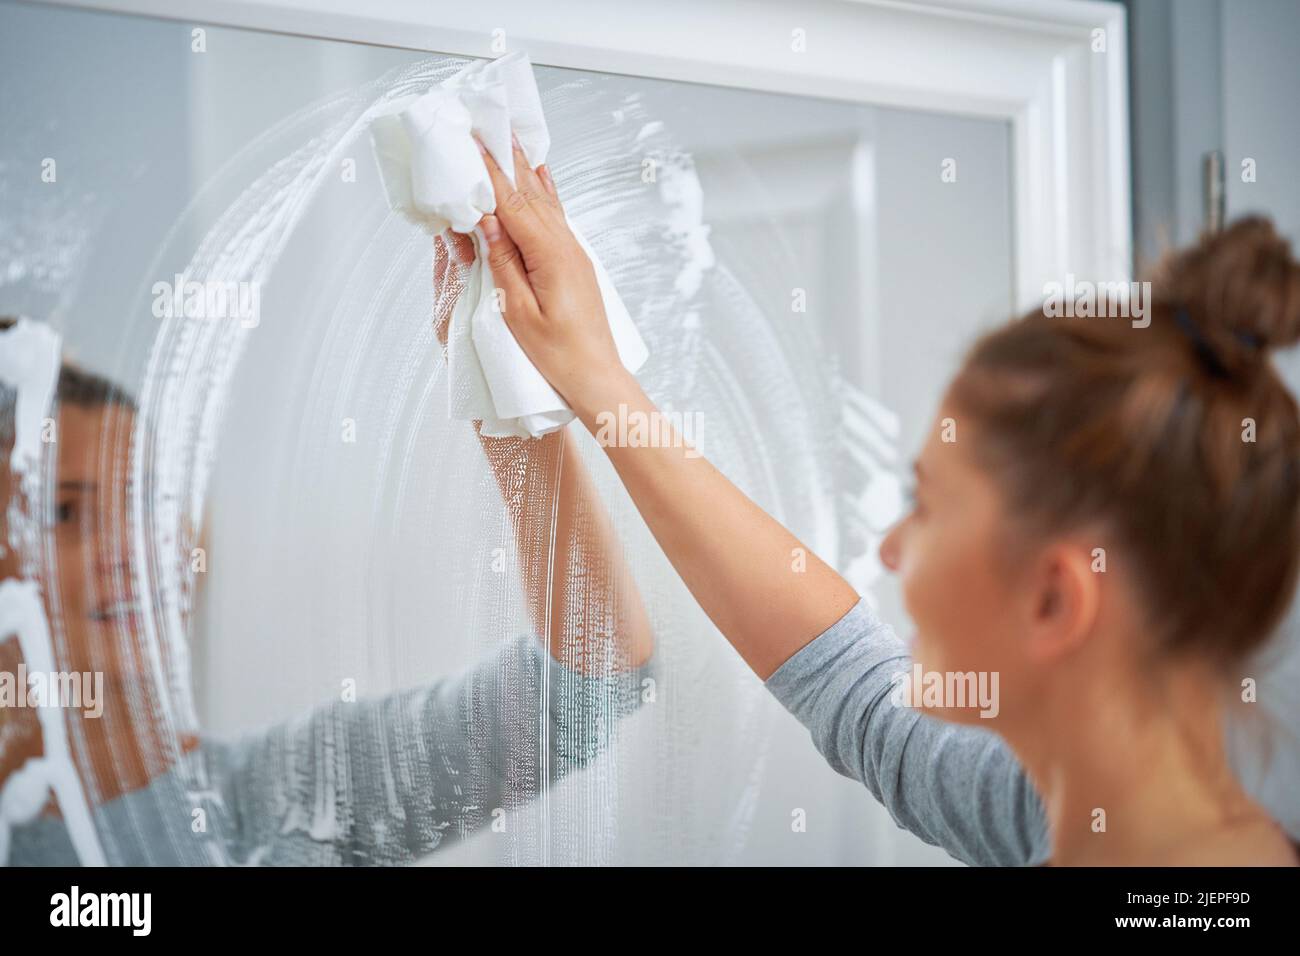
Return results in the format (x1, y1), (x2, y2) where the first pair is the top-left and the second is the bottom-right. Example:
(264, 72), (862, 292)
(0, 0), (1014, 865)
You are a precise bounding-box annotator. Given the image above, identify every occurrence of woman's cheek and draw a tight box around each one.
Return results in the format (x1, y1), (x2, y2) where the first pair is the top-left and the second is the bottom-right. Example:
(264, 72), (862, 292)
(902, 525), (987, 676)
(897, 530), (948, 672)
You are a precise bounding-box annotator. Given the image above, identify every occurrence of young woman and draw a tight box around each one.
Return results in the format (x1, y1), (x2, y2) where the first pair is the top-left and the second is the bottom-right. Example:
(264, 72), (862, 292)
(0, 295), (652, 865)
(473, 137), (1300, 866)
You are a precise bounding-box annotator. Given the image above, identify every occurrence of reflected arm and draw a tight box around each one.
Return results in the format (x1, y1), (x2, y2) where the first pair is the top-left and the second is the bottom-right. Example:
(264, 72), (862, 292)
(207, 633), (646, 864)
(435, 234), (653, 674)
(470, 142), (857, 681)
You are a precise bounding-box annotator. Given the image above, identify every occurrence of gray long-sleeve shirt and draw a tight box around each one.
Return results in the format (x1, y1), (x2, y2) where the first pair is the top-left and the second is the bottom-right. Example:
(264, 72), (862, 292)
(765, 596), (1052, 866)
(6, 634), (650, 866)
(11, 597), (1051, 866)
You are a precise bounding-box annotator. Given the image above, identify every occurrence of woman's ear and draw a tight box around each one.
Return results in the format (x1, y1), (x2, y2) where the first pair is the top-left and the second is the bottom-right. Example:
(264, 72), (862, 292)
(1024, 539), (1102, 663)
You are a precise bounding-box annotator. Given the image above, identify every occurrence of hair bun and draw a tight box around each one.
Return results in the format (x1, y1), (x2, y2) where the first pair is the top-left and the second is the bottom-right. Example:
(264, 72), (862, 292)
(1158, 216), (1300, 372)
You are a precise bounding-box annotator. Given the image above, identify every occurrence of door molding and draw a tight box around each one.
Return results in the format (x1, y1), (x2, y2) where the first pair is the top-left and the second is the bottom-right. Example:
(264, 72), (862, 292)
(34, 0), (1132, 305)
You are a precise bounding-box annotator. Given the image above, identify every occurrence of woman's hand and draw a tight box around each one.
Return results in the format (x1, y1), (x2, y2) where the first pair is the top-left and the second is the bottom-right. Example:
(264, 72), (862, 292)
(430, 215), (652, 671)
(432, 230), (475, 350)
(475, 139), (626, 416)
(0, 637), (43, 790)
(473, 133), (858, 681)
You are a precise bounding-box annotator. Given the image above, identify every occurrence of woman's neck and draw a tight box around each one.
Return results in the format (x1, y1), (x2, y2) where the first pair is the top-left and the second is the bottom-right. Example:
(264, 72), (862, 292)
(1005, 652), (1263, 865)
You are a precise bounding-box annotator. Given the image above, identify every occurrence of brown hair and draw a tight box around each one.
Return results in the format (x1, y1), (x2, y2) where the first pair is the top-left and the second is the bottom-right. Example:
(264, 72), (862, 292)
(0, 316), (136, 408)
(0, 316), (137, 462)
(949, 216), (1300, 666)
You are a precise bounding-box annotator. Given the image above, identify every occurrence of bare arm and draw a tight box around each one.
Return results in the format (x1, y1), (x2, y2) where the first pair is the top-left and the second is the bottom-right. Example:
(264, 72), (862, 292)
(573, 370), (856, 678)
(472, 141), (857, 680)
(464, 142), (1052, 870)
(434, 233), (652, 674)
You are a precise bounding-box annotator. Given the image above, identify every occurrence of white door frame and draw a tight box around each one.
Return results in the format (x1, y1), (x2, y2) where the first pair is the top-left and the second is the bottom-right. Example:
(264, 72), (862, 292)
(34, 0), (1132, 307)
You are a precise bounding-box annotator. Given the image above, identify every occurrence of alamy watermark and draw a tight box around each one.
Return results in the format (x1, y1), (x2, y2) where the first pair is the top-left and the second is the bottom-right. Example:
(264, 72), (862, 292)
(1042, 274), (1151, 328)
(889, 663), (1000, 719)
(0, 665), (103, 718)
(50, 886), (151, 936)
(151, 276), (261, 328)
(593, 403), (703, 458)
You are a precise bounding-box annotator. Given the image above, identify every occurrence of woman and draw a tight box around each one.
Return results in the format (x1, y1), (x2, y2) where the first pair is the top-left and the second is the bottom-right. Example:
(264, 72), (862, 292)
(473, 137), (1300, 865)
(0, 287), (652, 865)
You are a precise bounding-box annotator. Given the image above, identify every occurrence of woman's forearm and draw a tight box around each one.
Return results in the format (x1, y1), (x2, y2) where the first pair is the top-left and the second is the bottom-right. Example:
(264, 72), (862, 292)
(436, 231), (651, 675)
(478, 426), (653, 673)
(468, 142), (854, 678)
(571, 368), (858, 680)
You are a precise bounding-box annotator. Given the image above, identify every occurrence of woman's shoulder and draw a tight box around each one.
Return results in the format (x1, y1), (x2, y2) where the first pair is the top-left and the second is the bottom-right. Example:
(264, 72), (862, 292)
(1175, 824), (1299, 866)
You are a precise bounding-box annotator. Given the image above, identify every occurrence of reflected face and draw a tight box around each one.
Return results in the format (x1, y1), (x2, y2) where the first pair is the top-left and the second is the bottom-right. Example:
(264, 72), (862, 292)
(878, 402), (1032, 725)
(52, 403), (143, 662)
(1, 401), (147, 682)
(1, 399), (199, 798)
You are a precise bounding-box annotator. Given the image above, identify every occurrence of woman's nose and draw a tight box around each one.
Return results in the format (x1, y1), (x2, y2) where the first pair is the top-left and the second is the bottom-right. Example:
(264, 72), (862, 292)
(879, 522), (901, 572)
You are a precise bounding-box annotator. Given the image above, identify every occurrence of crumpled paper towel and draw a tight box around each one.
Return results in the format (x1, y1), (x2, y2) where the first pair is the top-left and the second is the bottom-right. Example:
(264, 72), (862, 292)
(370, 51), (648, 438)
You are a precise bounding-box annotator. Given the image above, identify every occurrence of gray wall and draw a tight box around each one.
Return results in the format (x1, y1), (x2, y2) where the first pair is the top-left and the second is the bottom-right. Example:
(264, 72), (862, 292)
(1127, 0), (1300, 263)
(1127, 0), (1300, 400)
(1126, 0), (1300, 828)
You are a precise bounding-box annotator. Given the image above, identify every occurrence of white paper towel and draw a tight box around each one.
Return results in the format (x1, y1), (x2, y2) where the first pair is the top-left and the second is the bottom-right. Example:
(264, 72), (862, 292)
(370, 52), (648, 438)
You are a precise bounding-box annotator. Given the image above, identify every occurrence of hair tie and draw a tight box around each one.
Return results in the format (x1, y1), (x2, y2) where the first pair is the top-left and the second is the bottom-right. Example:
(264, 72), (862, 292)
(1173, 307), (1262, 378)
(1173, 308), (1228, 378)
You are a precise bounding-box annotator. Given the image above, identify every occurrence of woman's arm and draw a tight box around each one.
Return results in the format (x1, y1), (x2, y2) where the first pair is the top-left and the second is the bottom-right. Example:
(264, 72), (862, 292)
(473, 141), (855, 680)
(201, 239), (656, 864)
(765, 597), (1049, 865)
(434, 233), (653, 674)
(206, 632), (647, 865)
(573, 368), (854, 678)
(472, 140), (1050, 866)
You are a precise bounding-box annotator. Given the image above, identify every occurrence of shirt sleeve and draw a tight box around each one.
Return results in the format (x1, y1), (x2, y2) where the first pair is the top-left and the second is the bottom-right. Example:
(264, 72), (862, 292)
(764, 597), (1050, 866)
(203, 634), (652, 865)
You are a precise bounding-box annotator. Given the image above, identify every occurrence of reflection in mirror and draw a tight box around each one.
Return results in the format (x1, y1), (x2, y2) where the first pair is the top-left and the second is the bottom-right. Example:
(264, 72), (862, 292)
(1, 0), (1014, 865)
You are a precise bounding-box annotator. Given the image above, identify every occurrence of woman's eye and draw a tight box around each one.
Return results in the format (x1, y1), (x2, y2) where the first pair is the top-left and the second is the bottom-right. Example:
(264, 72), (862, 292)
(55, 501), (75, 524)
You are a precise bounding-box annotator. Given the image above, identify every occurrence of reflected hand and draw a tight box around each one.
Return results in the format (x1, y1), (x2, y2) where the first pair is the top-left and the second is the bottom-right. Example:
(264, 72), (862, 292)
(432, 230), (475, 351)
(475, 138), (624, 415)
(0, 636), (43, 790)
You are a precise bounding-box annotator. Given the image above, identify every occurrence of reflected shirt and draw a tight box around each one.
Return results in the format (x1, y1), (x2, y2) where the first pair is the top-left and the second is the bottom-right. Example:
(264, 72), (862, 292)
(8, 635), (651, 866)
(765, 597), (1052, 867)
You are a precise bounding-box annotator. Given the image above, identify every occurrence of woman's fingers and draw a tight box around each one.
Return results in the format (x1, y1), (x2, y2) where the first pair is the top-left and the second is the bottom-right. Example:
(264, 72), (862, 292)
(478, 139), (549, 259)
(433, 231), (475, 289)
(477, 135), (571, 273)
(433, 233), (451, 286)
(538, 164), (559, 201)
(479, 214), (539, 322)
(446, 229), (475, 263)
(510, 136), (557, 213)
(433, 234), (467, 349)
